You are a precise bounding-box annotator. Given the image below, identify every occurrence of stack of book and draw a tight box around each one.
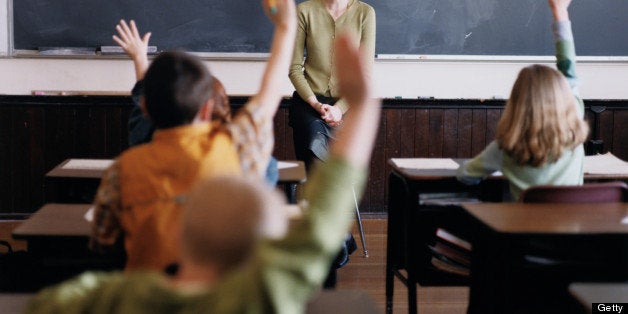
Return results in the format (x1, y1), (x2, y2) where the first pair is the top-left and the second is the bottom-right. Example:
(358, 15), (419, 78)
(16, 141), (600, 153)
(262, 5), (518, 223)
(429, 228), (472, 277)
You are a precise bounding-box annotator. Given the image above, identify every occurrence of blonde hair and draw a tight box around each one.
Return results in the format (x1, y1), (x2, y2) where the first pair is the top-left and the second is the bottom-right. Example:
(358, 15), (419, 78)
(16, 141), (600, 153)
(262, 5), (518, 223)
(181, 176), (288, 273)
(496, 64), (589, 167)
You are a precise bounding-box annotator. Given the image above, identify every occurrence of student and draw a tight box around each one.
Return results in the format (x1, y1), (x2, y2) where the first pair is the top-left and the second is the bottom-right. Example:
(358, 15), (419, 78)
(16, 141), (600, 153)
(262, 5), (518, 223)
(456, 0), (588, 201)
(123, 37), (279, 185)
(25, 31), (382, 314)
(89, 0), (296, 271)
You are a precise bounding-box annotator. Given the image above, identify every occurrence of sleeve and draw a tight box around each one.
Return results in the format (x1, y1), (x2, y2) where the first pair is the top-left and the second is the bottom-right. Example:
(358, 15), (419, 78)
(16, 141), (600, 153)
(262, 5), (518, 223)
(25, 272), (114, 314)
(553, 20), (584, 118)
(226, 104), (274, 178)
(127, 80), (155, 147)
(456, 141), (504, 185)
(257, 156), (368, 312)
(289, 9), (316, 102)
(89, 161), (124, 253)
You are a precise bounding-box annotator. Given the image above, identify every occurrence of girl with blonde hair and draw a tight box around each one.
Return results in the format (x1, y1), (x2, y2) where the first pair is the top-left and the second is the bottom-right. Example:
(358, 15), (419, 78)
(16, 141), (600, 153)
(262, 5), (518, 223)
(457, 0), (589, 200)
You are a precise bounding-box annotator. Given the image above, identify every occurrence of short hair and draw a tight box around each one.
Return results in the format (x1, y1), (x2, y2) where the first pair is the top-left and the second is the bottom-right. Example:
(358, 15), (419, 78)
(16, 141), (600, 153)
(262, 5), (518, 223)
(181, 176), (288, 273)
(496, 64), (589, 166)
(143, 51), (215, 129)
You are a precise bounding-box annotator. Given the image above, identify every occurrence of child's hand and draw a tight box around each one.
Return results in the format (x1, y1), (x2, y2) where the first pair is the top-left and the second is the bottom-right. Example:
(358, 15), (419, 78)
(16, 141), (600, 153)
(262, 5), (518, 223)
(113, 20), (151, 60)
(262, 0), (296, 29)
(547, 0), (571, 21)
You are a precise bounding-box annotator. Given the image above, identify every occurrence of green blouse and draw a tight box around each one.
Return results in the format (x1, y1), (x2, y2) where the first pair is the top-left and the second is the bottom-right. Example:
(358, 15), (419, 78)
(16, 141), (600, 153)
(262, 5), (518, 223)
(289, 0), (376, 113)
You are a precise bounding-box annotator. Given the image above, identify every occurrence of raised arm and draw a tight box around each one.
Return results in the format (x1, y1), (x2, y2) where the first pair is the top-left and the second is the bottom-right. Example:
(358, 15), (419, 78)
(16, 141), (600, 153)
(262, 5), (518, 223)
(332, 5), (376, 116)
(256, 32), (381, 311)
(549, 0), (579, 93)
(246, 0), (297, 117)
(329, 32), (380, 167)
(113, 19), (152, 81)
(227, 0), (296, 178)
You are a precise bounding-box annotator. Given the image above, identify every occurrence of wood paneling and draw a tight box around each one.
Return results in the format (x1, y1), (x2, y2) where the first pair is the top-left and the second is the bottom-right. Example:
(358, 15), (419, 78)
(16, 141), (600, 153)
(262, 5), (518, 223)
(0, 96), (626, 214)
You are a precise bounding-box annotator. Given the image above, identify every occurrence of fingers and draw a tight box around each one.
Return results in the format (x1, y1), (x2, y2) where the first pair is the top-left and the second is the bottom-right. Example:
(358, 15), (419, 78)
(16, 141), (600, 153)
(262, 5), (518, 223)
(142, 32), (152, 45)
(130, 20), (141, 40)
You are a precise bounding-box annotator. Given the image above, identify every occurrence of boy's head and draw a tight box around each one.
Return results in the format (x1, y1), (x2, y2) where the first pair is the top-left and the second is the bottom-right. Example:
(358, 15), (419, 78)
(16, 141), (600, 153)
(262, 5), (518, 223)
(143, 51), (215, 129)
(180, 176), (289, 274)
(497, 64), (588, 166)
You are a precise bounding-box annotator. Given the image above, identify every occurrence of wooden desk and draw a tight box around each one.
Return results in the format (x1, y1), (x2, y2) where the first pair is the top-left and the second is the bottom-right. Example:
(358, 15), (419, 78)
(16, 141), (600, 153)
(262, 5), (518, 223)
(46, 159), (307, 203)
(385, 155), (628, 314)
(10, 204), (122, 291)
(569, 282), (628, 314)
(12, 203), (91, 240)
(462, 202), (628, 314)
(45, 159), (109, 203)
(385, 158), (501, 314)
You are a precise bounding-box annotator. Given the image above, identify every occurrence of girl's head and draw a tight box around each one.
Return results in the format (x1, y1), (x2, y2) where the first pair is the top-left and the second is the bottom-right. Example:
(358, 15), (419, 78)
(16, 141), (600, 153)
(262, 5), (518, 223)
(211, 79), (231, 123)
(496, 64), (589, 167)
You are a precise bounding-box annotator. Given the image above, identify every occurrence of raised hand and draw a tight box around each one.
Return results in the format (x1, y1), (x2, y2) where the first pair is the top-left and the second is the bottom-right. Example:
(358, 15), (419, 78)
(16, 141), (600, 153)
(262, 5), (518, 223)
(113, 19), (151, 80)
(262, 0), (296, 29)
(547, 0), (571, 21)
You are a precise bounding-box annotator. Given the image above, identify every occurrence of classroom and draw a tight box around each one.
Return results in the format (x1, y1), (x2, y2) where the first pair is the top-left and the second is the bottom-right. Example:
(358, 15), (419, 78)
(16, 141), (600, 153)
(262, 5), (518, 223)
(1, 0), (627, 313)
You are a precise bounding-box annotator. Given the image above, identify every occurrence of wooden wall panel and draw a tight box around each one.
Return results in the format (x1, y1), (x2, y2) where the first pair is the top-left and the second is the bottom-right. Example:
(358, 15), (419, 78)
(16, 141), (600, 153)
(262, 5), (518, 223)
(0, 96), (625, 214)
(457, 109), (473, 157)
(414, 109), (430, 158)
(612, 110), (628, 160)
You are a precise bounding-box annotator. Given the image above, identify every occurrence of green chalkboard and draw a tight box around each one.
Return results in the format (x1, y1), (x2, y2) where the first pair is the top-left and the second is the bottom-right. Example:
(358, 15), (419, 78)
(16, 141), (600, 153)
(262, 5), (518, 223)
(13, 0), (628, 56)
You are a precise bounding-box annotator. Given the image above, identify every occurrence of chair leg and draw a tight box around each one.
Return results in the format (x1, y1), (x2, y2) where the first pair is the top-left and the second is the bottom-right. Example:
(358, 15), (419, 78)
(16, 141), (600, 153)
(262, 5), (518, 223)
(352, 186), (368, 258)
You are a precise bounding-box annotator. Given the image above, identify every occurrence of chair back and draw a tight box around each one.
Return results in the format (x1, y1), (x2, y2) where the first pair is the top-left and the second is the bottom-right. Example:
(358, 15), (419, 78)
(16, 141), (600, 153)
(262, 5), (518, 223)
(520, 181), (628, 203)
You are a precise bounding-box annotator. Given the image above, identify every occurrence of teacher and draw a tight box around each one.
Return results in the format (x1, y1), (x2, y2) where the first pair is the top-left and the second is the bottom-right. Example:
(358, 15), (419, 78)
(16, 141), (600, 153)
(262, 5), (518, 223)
(289, 0), (376, 170)
(288, 0), (376, 289)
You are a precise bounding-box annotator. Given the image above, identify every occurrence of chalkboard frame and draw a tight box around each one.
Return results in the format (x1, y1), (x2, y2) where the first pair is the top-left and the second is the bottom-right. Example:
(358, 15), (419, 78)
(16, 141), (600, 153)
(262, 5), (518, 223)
(5, 0), (628, 62)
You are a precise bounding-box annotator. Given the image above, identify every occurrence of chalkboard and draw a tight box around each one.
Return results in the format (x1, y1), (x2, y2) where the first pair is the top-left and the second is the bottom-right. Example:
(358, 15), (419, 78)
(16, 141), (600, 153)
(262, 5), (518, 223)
(12, 0), (628, 56)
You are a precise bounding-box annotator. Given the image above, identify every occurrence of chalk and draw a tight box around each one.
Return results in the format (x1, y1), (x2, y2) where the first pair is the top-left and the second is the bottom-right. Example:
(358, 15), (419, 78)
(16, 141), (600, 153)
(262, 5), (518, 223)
(269, 0), (277, 14)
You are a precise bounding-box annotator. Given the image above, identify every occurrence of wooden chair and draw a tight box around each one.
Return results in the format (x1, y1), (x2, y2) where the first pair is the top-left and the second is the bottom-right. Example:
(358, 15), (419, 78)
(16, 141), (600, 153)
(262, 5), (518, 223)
(519, 181), (628, 203)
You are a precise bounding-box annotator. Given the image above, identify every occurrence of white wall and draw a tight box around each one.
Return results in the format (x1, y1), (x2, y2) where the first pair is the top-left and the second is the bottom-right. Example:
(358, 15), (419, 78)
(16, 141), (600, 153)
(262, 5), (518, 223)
(1, 0), (627, 99)
(1, 57), (627, 99)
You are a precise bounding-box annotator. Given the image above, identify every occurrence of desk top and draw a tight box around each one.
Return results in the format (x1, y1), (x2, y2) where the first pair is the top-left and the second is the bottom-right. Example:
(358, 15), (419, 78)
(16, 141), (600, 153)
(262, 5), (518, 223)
(46, 159), (110, 179)
(569, 283), (628, 307)
(46, 159), (307, 184)
(12, 203), (92, 239)
(12, 203), (302, 240)
(389, 153), (628, 181)
(277, 160), (307, 184)
(462, 202), (628, 234)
